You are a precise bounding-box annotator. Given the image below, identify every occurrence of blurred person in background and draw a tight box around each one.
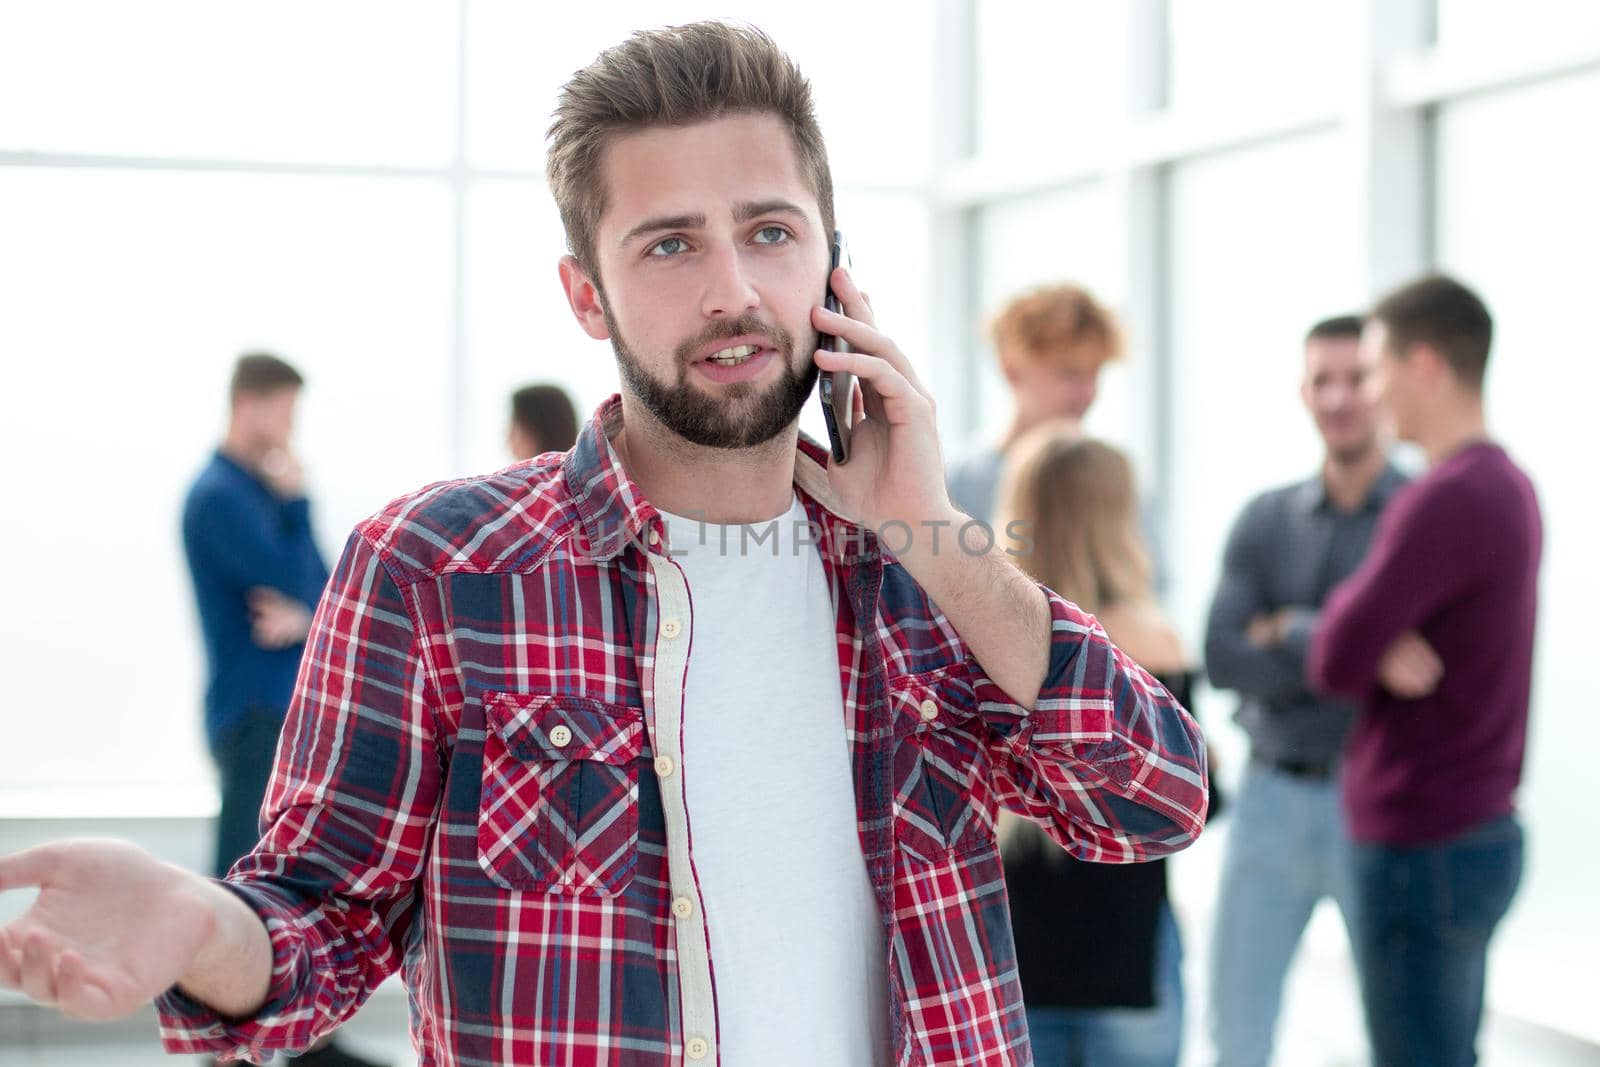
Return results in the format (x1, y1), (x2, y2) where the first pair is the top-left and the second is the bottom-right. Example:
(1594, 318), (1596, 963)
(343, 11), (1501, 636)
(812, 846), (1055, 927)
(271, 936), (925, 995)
(0, 23), (1207, 1066)
(1202, 315), (1408, 1067)
(178, 352), (383, 1067)
(946, 283), (1123, 523)
(994, 425), (1194, 1067)
(1309, 276), (1541, 1067)
(508, 381), (580, 460)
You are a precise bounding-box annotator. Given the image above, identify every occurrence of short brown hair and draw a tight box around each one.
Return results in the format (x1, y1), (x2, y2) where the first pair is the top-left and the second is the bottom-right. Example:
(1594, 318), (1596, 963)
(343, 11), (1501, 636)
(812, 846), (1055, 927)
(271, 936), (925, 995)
(511, 383), (580, 453)
(230, 351), (302, 401)
(1371, 274), (1494, 390)
(546, 21), (835, 283)
(1305, 314), (1364, 345)
(990, 284), (1123, 372)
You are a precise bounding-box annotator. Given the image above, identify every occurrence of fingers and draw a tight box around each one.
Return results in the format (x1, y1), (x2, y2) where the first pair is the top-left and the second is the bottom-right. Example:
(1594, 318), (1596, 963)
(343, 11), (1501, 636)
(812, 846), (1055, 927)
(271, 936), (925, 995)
(0, 926), (21, 989)
(248, 587), (288, 610)
(1380, 632), (1443, 698)
(1381, 654), (1425, 697)
(812, 295), (931, 401)
(1396, 632), (1443, 689)
(829, 266), (876, 328)
(18, 927), (60, 1005)
(250, 598), (309, 649)
(1409, 634), (1443, 677)
(814, 348), (931, 425)
(253, 628), (294, 651)
(0, 844), (58, 891)
(56, 949), (120, 1021)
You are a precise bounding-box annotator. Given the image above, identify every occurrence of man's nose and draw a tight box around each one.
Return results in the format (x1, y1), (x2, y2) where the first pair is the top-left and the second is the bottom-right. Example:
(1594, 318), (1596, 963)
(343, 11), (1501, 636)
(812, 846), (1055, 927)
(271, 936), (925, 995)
(700, 243), (760, 319)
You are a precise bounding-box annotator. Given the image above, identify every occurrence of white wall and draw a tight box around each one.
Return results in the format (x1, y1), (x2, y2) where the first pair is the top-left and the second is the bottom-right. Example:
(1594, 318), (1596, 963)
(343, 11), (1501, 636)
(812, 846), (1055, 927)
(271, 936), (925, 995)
(1434, 65), (1600, 1040)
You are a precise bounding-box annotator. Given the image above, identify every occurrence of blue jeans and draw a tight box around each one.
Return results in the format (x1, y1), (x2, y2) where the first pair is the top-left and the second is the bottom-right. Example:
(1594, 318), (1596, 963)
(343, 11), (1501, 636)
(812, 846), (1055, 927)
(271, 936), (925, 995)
(1350, 814), (1524, 1067)
(1026, 903), (1184, 1067)
(1207, 760), (1357, 1067)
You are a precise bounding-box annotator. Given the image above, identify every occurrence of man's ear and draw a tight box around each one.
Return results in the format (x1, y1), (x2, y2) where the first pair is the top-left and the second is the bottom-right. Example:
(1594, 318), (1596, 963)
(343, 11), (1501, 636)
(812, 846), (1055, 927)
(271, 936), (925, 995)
(998, 355), (1022, 388)
(1409, 341), (1449, 384)
(559, 255), (611, 341)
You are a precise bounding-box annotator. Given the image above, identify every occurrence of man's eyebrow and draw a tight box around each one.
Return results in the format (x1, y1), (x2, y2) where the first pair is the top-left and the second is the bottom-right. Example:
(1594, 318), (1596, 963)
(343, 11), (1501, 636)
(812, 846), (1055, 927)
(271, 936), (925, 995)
(616, 200), (809, 249)
(618, 212), (706, 248)
(735, 198), (807, 223)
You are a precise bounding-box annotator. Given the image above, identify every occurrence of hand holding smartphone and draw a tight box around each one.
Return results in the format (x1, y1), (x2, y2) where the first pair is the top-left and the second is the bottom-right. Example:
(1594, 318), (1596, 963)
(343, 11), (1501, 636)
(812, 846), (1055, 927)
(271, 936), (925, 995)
(817, 229), (854, 464)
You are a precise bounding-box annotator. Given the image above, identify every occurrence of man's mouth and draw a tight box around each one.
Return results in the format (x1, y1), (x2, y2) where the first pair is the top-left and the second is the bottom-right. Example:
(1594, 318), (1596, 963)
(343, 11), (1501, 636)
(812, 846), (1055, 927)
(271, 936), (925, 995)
(703, 343), (764, 367)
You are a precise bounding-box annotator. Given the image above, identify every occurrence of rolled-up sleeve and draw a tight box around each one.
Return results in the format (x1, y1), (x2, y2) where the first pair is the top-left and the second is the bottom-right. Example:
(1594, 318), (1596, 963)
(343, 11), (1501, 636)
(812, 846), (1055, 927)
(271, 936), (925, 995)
(156, 528), (442, 1061)
(979, 586), (1209, 863)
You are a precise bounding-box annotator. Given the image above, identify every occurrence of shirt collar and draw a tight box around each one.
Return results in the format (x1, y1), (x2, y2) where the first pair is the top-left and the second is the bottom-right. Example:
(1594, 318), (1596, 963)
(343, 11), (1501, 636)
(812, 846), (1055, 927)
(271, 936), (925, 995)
(560, 394), (876, 564)
(1295, 457), (1409, 516)
(213, 448), (271, 493)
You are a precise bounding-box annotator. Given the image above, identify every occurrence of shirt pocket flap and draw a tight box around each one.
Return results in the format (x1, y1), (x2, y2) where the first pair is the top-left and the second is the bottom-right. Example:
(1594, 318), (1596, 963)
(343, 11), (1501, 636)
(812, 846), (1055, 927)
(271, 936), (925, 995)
(484, 693), (643, 765)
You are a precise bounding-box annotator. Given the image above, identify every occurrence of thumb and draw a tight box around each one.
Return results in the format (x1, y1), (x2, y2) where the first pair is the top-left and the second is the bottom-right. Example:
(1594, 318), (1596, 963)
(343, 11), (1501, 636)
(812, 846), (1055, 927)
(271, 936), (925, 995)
(0, 846), (60, 891)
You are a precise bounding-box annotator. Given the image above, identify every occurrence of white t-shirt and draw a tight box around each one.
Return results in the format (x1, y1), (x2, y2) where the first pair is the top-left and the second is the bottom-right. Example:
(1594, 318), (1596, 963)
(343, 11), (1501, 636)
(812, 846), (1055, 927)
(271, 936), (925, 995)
(660, 493), (890, 1067)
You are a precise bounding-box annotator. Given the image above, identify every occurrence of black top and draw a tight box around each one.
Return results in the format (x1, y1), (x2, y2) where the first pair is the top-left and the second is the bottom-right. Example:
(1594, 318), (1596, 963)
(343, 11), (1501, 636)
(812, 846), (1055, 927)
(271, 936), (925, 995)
(1003, 669), (1194, 1009)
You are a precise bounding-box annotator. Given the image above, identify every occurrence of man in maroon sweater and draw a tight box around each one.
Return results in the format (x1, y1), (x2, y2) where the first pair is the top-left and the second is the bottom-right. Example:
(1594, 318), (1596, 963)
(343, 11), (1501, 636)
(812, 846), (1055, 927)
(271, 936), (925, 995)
(1308, 275), (1541, 1067)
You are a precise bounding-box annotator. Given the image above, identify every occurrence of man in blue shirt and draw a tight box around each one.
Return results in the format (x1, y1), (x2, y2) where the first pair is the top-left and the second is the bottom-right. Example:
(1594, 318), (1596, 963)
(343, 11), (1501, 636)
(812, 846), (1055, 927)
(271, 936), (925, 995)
(182, 354), (380, 1067)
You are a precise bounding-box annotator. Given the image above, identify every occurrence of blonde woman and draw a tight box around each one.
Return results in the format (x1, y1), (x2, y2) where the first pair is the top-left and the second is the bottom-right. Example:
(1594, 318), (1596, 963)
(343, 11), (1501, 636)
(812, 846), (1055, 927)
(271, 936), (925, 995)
(995, 423), (1193, 1067)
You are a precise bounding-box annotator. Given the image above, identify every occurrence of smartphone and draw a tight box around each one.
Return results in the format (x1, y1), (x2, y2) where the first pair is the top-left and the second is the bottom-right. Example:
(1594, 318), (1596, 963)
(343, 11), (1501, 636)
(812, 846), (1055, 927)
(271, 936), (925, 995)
(817, 230), (854, 464)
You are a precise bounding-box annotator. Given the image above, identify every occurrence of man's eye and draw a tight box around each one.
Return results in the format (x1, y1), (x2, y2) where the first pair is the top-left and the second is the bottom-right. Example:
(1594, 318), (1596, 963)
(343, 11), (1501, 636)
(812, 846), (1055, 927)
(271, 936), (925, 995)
(649, 237), (688, 257)
(754, 226), (790, 245)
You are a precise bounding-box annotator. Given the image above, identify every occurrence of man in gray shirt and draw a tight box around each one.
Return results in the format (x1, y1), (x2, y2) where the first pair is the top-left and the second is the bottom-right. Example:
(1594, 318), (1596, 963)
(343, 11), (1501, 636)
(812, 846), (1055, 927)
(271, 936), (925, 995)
(1203, 315), (1407, 1067)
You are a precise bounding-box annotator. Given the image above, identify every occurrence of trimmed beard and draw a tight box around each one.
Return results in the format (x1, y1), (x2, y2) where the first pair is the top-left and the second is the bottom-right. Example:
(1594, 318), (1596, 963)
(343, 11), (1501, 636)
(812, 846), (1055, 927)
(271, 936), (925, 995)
(604, 303), (819, 450)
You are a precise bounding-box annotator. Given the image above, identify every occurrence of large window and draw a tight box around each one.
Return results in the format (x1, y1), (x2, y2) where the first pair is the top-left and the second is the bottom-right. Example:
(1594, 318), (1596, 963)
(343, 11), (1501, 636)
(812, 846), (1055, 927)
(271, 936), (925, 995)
(0, 1), (933, 811)
(0, 166), (454, 805)
(1166, 0), (1351, 114)
(951, 0), (1600, 1051)
(0, 2), (458, 166)
(1434, 66), (1600, 1039)
(1165, 132), (1363, 655)
(972, 183), (1127, 451)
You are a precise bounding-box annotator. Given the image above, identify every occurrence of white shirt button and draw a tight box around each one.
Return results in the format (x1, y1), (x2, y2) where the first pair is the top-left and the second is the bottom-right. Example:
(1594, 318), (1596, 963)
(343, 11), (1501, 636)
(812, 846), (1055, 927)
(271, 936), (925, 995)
(686, 1037), (710, 1060)
(549, 724), (573, 748)
(671, 896), (695, 919)
(918, 698), (940, 723)
(661, 618), (683, 639)
(654, 754), (675, 777)
(648, 527), (662, 548)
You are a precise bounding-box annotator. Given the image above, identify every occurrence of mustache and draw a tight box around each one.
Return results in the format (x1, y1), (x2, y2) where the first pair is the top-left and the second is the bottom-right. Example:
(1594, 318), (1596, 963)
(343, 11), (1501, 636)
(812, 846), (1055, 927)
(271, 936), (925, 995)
(674, 314), (795, 366)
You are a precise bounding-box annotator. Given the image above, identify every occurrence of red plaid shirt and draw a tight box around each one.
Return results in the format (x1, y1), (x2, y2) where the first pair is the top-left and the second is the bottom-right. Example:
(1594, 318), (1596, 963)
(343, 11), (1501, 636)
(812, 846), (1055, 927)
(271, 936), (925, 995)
(157, 396), (1208, 1066)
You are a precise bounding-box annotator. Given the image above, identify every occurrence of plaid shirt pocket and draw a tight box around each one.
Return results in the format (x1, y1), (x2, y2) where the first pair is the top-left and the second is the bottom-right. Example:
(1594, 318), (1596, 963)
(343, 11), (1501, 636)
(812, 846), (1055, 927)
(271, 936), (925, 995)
(890, 669), (997, 865)
(478, 692), (644, 896)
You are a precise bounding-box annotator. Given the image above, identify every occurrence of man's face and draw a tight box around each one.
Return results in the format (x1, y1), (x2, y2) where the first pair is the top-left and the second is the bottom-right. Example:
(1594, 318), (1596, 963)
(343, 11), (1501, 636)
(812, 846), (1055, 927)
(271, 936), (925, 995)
(1301, 335), (1379, 462)
(563, 113), (828, 449)
(1359, 320), (1417, 443)
(237, 386), (298, 453)
(508, 423), (540, 462)
(1005, 350), (1103, 425)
